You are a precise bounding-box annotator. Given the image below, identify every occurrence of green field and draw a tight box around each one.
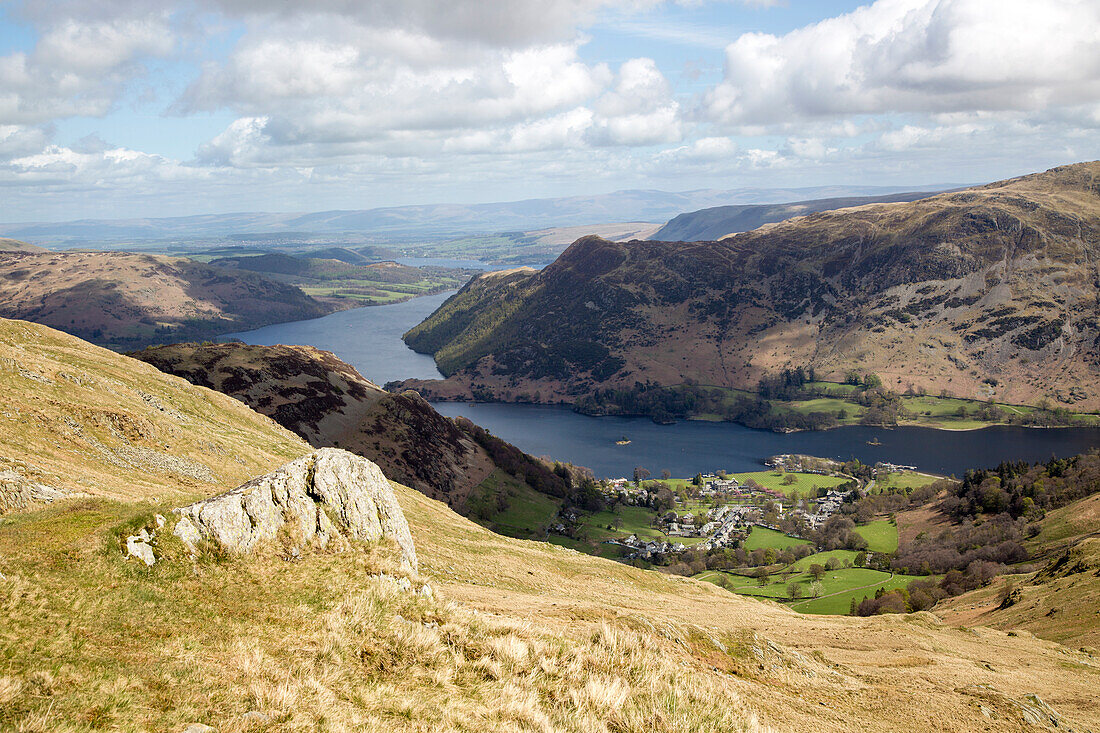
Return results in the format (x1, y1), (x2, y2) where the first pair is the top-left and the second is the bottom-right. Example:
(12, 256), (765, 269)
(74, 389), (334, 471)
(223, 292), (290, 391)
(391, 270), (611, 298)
(299, 276), (463, 306)
(683, 379), (1100, 431)
(854, 519), (899, 553)
(468, 470), (560, 539)
(698, 561), (921, 615)
(731, 470), (849, 497)
(786, 549), (859, 570)
(743, 526), (811, 551)
(791, 572), (919, 614)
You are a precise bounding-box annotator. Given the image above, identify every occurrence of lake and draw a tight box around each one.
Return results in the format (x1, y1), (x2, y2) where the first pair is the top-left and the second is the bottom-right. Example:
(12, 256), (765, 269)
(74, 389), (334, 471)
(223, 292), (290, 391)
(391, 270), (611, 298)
(224, 291), (448, 386)
(226, 296), (1100, 478)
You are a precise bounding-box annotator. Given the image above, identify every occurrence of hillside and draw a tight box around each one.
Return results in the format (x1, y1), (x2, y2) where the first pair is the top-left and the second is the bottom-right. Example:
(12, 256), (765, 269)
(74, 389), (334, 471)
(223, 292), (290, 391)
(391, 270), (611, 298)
(2, 319), (1100, 730)
(936, 538), (1100, 651)
(652, 191), (942, 242)
(0, 318), (309, 509)
(0, 238), (44, 253)
(399, 162), (1100, 411)
(0, 251), (330, 349)
(209, 252), (473, 306)
(129, 342), (577, 528)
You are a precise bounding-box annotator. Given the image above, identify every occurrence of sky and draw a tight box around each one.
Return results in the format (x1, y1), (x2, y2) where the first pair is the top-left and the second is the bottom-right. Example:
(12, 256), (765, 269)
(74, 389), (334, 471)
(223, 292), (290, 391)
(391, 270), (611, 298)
(1, 0), (1099, 221)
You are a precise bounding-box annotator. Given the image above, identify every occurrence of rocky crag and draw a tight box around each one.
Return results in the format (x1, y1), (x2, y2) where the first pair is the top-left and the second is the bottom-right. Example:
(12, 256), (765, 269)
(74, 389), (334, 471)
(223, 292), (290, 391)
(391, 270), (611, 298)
(173, 448), (417, 570)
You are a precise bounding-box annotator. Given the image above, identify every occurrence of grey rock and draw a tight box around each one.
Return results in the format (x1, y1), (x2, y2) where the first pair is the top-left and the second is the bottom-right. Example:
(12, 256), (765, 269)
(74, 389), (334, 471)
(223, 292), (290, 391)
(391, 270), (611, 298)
(173, 448), (417, 569)
(181, 725), (216, 733)
(126, 535), (156, 566)
(174, 516), (202, 550)
(419, 583), (434, 600)
(239, 711), (271, 724)
(0, 470), (67, 514)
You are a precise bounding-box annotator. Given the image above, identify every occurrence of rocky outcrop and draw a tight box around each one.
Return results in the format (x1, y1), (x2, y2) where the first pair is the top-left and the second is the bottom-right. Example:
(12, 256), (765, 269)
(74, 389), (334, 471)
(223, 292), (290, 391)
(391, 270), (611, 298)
(0, 470), (68, 515)
(173, 448), (417, 569)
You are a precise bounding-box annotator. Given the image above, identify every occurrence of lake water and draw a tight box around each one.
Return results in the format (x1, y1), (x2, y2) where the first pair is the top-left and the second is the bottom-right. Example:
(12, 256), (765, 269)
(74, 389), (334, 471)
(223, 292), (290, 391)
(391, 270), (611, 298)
(431, 402), (1100, 478)
(224, 291), (448, 385)
(226, 296), (1100, 478)
(394, 257), (493, 269)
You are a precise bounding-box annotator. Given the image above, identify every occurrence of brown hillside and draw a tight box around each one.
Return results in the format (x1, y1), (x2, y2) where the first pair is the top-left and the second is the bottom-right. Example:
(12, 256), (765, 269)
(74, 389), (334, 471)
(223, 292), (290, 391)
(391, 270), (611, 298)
(2, 319), (1100, 730)
(400, 162), (1100, 410)
(130, 342), (495, 509)
(936, 538), (1100, 651)
(0, 238), (44, 253)
(0, 251), (329, 349)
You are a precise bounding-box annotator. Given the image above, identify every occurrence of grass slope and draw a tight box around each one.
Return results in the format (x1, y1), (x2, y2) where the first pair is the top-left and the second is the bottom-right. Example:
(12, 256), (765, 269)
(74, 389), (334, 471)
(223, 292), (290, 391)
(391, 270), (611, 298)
(743, 527), (811, 551)
(854, 520), (899, 553)
(2, 320), (1100, 730)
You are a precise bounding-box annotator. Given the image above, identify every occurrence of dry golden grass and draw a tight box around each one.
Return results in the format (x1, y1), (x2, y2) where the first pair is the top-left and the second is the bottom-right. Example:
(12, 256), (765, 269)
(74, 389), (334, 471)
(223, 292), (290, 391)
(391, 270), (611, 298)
(0, 499), (770, 732)
(0, 318), (310, 507)
(2, 318), (1099, 731)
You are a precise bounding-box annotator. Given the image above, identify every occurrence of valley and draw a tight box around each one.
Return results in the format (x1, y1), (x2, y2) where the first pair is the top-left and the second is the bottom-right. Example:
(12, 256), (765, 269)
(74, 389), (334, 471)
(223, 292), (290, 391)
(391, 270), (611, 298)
(7, 3), (1100, 729)
(3, 317), (1100, 730)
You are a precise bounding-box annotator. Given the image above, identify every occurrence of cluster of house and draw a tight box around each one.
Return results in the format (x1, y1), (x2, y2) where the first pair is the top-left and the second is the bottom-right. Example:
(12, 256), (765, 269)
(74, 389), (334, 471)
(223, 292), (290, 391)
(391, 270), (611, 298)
(612, 535), (688, 559)
(700, 474), (740, 495)
(695, 504), (759, 550)
(765, 454), (834, 475)
(788, 488), (852, 529)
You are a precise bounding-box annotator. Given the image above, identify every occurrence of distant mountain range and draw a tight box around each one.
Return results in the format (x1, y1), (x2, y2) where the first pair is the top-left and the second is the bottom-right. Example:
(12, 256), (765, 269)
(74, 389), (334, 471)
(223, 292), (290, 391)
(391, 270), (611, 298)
(651, 191), (946, 242)
(2, 184), (955, 246)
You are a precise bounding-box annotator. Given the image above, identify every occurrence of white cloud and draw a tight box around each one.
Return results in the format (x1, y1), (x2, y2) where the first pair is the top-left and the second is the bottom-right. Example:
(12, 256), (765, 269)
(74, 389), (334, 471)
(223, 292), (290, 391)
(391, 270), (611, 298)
(701, 0), (1100, 126)
(0, 14), (173, 124)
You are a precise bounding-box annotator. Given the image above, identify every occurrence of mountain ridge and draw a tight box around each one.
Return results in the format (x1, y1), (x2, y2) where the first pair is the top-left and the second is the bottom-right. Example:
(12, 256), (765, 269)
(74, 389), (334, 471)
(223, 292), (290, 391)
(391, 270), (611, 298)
(396, 161), (1100, 411)
(0, 250), (332, 349)
(652, 190), (945, 242)
(4, 183), (957, 245)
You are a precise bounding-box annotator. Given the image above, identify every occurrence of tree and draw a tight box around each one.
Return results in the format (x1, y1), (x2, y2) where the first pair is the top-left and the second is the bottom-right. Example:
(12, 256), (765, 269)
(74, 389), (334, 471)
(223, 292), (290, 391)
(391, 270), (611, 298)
(782, 473), (797, 486)
(809, 581), (824, 598)
(809, 563), (826, 581)
(661, 469), (672, 480)
(692, 473), (703, 486)
(633, 466), (651, 484)
(753, 566), (769, 586)
(825, 557), (840, 572)
(855, 551), (867, 567)
(787, 581), (803, 600)
(849, 597), (858, 615)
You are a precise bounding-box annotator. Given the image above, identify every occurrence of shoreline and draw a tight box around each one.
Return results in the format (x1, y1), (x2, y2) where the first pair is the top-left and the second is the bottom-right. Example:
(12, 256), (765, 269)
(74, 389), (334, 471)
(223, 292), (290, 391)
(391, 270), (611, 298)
(419, 394), (1098, 434)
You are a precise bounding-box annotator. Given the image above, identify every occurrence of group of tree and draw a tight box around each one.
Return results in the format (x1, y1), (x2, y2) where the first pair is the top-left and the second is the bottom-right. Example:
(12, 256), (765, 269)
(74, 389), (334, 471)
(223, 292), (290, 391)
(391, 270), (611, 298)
(945, 452), (1100, 521)
(757, 366), (817, 400)
(852, 560), (1006, 616)
(574, 381), (840, 430)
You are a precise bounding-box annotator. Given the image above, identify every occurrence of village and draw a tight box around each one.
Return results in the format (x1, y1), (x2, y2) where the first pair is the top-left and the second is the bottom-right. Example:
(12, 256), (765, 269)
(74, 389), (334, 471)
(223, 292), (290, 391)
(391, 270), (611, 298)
(597, 460), (860, 561)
